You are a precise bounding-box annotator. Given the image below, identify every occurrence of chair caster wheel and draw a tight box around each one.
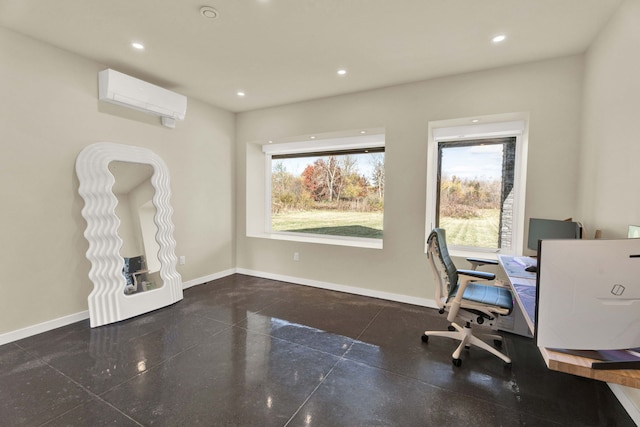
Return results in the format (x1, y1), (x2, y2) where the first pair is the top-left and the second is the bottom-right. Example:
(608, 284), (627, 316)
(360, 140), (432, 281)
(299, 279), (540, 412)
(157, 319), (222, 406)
(452, 358), (462, 367)
(448, 325), (456, 332)
(504, 362), (512, 369)
(421, 334), (429, 343)
(494, 339), (503, 348)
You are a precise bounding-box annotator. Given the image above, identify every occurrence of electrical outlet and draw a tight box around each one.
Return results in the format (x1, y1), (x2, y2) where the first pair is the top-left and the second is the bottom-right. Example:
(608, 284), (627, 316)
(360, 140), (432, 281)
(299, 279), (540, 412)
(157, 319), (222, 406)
(179, 255), (186, 265)
(293, 252), (300, 261)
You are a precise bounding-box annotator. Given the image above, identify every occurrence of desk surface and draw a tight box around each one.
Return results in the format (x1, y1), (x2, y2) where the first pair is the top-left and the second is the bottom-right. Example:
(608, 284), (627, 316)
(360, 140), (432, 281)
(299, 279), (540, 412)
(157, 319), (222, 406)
(497, 255), (640, 389)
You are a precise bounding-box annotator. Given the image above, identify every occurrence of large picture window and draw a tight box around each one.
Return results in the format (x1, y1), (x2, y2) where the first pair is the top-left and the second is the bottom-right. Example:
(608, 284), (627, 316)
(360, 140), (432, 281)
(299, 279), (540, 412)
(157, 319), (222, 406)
(436, 137), (515, 250)
(263, 131), (385, 245)
(426, 117), (527, 255)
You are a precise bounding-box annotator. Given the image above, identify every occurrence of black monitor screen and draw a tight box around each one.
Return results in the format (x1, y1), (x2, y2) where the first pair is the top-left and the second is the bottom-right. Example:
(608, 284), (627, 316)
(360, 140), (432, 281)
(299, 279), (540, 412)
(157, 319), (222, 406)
(527, 218), (581, 251)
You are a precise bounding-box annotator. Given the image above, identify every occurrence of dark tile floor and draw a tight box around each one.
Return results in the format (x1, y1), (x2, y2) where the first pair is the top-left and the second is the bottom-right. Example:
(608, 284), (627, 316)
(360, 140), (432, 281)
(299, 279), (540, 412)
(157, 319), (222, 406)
(1, 274), (634, 426)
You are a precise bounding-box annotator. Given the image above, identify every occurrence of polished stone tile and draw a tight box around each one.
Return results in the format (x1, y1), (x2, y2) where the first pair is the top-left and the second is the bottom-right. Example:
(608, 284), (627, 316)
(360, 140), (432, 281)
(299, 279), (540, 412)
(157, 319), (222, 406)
(42, 397), (141, 426)
(175, 278), (287, 325)
(101, 327), (340, 426)
(13, 318), (91, 351)
(241, 291), (388, 341)
(345, 304), (634, 426)
(0, 274), (635, 426)
(0, 344), (93, 426)
(344, 302), (517, 396)
(243, 313), (354, 357)
(27, 313), (229, 394)
(499, 334), (636, 426)
(288, 358), (558, 427)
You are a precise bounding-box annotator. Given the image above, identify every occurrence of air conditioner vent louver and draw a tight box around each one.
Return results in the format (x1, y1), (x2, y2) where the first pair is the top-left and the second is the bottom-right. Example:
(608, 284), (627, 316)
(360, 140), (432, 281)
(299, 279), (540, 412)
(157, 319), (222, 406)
(98, 69), (187, 127)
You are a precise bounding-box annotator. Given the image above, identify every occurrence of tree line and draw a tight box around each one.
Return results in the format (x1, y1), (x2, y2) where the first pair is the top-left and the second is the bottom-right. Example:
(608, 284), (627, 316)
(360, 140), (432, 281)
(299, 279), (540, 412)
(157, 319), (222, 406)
(272, 154), (384, 214)
(439, 175), (501, 218)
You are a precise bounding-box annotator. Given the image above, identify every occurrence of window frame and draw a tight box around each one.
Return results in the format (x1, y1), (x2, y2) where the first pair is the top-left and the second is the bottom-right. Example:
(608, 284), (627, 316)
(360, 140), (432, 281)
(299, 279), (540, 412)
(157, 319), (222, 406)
(259, 130), (386, 249)
(425, 116), (528, 258)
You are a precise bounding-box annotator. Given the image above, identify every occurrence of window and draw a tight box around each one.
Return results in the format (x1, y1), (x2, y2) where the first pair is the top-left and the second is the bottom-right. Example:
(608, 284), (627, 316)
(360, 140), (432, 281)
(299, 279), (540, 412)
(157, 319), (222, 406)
(426, 117), (528, 256)
(437, 137), (515, 249)
(262, 131), (385, 247)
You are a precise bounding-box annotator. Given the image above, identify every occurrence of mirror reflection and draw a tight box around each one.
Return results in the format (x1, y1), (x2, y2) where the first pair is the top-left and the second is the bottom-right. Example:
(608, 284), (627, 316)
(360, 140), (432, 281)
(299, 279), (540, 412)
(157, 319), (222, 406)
(108, 161), (163, 295)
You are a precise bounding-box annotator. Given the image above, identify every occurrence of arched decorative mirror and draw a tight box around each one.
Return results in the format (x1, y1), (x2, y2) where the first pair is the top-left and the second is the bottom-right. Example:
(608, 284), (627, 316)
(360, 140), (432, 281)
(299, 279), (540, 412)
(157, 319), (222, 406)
(76, 142), (183, 327)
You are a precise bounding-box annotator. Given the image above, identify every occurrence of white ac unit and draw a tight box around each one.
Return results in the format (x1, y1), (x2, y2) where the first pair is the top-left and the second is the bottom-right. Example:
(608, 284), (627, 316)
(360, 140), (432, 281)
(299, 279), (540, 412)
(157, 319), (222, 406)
(98, 69), (187, 127)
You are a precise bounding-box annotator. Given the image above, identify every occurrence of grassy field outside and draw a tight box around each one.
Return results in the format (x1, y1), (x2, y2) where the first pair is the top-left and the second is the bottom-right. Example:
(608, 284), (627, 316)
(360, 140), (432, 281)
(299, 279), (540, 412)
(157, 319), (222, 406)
(272, 210), (383, 238)
(439, 209), (500, 248)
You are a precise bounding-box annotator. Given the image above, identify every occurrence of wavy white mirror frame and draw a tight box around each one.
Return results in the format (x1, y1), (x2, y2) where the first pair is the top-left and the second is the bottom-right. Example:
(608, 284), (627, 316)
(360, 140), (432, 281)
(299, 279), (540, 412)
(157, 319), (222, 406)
(76, 142), (183, 327)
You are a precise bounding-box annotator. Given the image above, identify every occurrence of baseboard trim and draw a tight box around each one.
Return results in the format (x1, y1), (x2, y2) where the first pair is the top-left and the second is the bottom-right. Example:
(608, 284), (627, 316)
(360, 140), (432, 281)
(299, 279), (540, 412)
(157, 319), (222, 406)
(0, 269), (434, 346)
(182, 268), (237, 290)
(236, 268), (438, 309)
(0, 310), (89, 346)
(0, 269), (238, 346)
(608, 383), (640, 425)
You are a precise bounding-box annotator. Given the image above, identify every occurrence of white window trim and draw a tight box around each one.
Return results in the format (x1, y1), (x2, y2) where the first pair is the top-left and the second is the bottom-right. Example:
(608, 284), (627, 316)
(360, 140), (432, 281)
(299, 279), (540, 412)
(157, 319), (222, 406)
(247, 129), (385, 250)
(262, 133), (385, 156)
(425, 114), (529, 258)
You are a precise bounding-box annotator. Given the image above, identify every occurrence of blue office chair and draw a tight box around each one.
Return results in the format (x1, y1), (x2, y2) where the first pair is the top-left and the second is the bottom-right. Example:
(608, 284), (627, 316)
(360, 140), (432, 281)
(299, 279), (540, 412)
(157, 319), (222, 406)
(422, 228), (513, 367)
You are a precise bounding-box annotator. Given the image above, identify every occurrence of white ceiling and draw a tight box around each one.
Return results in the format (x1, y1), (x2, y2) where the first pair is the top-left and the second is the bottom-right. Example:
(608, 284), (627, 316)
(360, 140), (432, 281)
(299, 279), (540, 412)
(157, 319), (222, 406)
(0, 0), (623, 113)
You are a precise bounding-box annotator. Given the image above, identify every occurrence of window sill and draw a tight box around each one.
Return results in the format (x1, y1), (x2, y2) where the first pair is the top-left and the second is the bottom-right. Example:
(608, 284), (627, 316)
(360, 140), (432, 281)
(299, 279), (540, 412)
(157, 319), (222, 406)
(248, 231), (383, 250)
(448, 248), (501, 261)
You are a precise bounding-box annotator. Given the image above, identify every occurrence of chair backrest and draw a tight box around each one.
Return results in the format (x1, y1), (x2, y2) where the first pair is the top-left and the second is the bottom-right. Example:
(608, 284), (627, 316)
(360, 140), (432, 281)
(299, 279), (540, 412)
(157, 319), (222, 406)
(426, 229), (459, 304)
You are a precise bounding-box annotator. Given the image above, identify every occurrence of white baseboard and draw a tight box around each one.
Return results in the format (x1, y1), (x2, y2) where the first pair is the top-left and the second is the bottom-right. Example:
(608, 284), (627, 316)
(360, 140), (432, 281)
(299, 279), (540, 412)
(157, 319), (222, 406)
(0, 310), (89, 346)
(236, 268), (438, 309)
(608, 383), (640, 425)
(1, 268), (433, 346)
(0, 269), (237, 346)
(182, 268), (237, 290)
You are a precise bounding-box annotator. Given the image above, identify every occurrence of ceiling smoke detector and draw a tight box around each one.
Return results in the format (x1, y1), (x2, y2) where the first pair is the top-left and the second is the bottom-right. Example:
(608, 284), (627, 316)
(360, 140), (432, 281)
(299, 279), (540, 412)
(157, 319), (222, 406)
(200, 6), (219, 19)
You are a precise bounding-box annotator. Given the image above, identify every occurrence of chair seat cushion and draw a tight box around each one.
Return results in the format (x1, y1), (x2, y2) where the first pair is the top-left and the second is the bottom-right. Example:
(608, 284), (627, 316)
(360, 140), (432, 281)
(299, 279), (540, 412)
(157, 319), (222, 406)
(450, 283), (513, 312)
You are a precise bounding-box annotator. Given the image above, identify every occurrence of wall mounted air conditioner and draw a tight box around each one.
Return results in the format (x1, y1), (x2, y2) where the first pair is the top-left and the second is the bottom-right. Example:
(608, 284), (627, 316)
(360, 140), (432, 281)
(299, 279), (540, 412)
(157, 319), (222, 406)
(98, 69), (187, 128)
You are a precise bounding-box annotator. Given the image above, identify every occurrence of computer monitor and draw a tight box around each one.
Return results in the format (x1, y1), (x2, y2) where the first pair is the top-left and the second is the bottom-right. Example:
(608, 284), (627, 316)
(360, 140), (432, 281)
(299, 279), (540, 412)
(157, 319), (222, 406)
(535, 238), (640, 350)
(527, 218), (582, 251)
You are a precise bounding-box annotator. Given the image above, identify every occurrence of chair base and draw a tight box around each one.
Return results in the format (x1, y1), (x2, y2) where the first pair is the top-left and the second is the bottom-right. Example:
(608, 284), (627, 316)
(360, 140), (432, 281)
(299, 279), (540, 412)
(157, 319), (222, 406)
(422, 322), (512, 367)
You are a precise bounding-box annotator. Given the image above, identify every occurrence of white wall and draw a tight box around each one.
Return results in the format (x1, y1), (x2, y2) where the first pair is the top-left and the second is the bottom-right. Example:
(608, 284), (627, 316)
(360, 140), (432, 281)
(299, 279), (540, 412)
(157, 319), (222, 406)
(579, 0), (640, 238)
(236, 55), (584, 302)
(0, 26), (235, 335)
(579, 0), (640, 420)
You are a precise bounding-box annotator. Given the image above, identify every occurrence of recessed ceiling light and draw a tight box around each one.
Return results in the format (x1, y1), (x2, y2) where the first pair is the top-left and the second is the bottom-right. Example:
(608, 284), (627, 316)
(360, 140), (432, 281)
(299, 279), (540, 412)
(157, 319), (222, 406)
(360, 130), (366, 134)
(268, 140), (273, 144)
(310, 136), (316, 140)
(471, 119), (479, 123)
(131, 42), (145, 50)
(337, 69), (347, 76)
(492, 34), (506, 43)
(200, 6), (219, 19)
(237, 91), (245, 97)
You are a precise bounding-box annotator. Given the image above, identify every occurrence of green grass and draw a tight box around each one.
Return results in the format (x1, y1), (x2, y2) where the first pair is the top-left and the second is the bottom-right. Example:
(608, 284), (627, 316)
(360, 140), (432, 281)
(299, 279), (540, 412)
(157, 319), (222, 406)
(439, 209), (500, 248)
(272, 210), (383, 239)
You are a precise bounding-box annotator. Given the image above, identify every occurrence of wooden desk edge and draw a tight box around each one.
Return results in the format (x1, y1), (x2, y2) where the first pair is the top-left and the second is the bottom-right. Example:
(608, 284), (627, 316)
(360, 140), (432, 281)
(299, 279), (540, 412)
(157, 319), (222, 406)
(540, 346), (640, 388)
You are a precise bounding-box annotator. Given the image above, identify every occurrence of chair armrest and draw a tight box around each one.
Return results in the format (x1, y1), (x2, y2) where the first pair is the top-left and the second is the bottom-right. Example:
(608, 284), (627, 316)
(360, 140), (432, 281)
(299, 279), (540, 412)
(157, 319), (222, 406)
(458, 269), (495, 281)
(466, 257), (498, 270)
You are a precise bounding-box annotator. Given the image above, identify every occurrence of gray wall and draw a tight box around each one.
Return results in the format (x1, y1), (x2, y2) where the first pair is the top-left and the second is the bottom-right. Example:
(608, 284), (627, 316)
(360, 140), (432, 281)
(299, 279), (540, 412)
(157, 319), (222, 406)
(578, 0), (640, 414)
(579, 0), (640, 238)
(0, 26), (236, 334)
(236, 55), (584, 302)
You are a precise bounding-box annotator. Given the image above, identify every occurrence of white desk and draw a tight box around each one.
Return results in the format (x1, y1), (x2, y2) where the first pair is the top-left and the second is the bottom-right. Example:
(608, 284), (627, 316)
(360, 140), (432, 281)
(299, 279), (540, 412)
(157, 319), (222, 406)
(496, 255), (536, 334)
(497, 255), (640, 388)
